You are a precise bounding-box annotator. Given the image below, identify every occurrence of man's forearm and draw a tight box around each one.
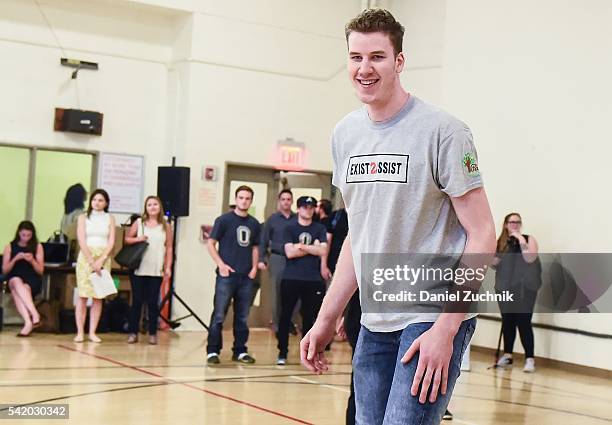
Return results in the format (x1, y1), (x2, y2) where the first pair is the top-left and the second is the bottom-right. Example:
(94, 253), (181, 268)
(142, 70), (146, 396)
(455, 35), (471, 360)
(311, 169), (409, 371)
(301, 244), (327, 257)
(437, 223), (496, 331)
(317, 236), (357, 322)
(251, 246), (259, 271)
(206, 240), (224, 267)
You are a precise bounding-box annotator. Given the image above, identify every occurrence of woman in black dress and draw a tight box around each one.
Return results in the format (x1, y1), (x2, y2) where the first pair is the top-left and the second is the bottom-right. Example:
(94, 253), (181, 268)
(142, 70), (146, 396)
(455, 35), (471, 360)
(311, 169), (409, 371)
(494, 212), (540, 373)
(2, 221), (44, 336)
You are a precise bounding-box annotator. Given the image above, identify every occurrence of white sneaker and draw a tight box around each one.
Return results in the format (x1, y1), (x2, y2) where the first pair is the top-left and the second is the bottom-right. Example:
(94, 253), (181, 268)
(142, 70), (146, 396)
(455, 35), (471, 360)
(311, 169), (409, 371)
(496, 353), (513, 368)
(276, 357), (286, 366)
(523, 357), (536, 373)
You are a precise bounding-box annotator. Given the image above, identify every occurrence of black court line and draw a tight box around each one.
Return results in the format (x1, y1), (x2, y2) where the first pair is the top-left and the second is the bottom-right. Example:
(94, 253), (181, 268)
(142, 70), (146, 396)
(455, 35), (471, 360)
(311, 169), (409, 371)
(1, 371), (350, 388)
(204, 376), (612, 423)
(204, 371), (350, 382)
(468, 369), (612, 403)
(0, 363), (353, 372)
(0, 382), (169, 412)
(452, 393), (612, 423)
(456, 380), (611, 404)
(205, 376), (612, 423)
(207, 379), (351, 389)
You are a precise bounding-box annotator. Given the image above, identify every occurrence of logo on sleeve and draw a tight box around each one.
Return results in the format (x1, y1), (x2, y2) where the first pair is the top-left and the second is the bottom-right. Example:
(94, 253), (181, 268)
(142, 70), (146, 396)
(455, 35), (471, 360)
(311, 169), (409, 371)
(298, 232), (313, 245)
(236, 226), (251, 247)
(462, 153), (480, 177)
(346, 154), (409, 184)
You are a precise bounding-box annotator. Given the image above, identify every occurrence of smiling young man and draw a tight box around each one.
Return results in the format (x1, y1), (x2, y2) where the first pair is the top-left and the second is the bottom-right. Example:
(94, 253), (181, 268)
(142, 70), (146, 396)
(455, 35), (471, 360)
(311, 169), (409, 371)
(300, 9), (496, 425)
(206, 185), (261, 365)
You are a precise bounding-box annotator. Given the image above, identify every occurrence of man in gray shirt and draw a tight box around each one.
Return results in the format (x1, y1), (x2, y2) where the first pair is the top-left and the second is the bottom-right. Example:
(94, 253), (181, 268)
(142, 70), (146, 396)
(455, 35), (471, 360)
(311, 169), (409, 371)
(300, 9), (496, 425)
(258, 189), (296, 331)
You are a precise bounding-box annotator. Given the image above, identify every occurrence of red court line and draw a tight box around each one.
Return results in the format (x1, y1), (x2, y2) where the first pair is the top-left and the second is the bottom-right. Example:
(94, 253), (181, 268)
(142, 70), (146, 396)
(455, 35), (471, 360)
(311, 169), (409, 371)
(57, 344), (313, 425)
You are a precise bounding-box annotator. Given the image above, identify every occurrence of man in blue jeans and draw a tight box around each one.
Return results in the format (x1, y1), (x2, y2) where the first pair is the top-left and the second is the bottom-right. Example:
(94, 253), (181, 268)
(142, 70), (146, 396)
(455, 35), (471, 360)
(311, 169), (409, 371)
(206, 185), (261, 364)
(300, 9), (496, 424)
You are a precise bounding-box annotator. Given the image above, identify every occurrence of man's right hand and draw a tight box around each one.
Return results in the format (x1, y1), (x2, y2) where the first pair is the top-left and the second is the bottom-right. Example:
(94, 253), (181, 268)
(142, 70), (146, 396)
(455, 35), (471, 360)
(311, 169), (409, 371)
(300, 318), (336, 374)
(218, 263), (235, 277)
(336, 316), (347, 340)
(257, 261), (267, 271)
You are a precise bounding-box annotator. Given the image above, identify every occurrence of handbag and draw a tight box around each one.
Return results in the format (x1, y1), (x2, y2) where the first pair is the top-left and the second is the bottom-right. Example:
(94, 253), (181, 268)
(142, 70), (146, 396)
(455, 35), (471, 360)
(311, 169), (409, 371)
(115, 220), (148, 269)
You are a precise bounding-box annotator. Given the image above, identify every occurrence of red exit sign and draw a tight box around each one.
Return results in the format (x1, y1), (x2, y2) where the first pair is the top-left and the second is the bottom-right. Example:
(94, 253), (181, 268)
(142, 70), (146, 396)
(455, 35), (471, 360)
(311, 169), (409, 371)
(275, 139), (306, 171)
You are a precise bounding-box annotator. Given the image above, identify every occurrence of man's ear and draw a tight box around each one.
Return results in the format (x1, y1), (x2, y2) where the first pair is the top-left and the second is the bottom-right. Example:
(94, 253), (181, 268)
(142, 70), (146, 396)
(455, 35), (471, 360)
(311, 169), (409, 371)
(396, 52), (405, 73)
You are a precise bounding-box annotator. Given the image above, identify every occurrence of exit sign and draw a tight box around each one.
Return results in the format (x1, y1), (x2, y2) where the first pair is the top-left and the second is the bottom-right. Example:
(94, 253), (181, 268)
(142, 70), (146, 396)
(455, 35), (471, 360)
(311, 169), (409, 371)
(276, 139), (306, 171)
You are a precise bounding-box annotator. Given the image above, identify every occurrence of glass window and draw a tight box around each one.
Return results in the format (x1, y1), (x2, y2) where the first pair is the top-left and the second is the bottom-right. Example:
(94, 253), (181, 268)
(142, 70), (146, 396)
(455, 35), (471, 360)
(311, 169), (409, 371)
(32, 150), (93, 241)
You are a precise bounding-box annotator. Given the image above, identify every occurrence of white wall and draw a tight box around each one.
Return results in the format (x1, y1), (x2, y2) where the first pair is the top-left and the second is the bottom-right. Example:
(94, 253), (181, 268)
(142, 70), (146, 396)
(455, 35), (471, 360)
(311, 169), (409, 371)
(437, 0), (611, 369)
(0, 0), (177, 202)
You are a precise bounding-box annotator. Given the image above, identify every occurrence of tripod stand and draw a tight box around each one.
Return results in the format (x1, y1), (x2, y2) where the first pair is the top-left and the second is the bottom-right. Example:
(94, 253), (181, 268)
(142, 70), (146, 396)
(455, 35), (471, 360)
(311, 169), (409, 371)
(159, 215), (208, 331)
(487, 324), (503, 369)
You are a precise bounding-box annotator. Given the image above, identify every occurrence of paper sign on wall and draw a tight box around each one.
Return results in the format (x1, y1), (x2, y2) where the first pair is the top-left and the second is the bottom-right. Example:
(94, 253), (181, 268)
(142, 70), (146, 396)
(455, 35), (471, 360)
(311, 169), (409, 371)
(97, 153), (144, 213)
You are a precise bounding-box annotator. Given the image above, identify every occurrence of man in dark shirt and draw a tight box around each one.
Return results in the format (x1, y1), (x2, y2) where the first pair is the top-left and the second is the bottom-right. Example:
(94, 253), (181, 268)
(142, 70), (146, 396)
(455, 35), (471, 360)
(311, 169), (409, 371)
(328, 206), (361, 425)
(276, 196), (328, 365)
(316, 199), (333, 281)
(326, 207), (348, 274)
(206, 185), (261, 365)
(257, 189), (296, 331)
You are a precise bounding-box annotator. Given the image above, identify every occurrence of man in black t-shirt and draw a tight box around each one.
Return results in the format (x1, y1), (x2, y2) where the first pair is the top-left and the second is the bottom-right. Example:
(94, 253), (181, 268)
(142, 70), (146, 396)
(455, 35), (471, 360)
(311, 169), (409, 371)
(316, 199), (333, 281)
(276, 196), (328, 365)
(326, 208), (348, 274)
(206, 185), (261, 365)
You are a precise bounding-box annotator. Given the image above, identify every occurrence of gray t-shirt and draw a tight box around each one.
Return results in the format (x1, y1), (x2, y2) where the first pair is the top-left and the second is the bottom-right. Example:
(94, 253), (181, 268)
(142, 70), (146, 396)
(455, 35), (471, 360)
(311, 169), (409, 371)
(331, 96), (483, 332)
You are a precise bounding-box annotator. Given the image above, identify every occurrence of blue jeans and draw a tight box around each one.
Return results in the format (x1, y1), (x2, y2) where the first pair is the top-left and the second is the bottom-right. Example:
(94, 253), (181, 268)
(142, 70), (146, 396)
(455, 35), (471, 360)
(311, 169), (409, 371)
(206, 274), (254, 355)
(354, 317), (476, 425)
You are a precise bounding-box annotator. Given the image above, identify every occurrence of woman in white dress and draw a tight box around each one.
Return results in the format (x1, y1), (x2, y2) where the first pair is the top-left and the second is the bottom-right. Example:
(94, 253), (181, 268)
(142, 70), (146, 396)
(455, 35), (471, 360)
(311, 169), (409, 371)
(75, 189), (116, 343)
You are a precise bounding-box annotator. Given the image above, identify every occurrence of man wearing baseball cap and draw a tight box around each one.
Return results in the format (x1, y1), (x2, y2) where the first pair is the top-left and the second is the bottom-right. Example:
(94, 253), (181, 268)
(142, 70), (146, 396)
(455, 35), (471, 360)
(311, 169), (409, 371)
(276, 196), (328, 365)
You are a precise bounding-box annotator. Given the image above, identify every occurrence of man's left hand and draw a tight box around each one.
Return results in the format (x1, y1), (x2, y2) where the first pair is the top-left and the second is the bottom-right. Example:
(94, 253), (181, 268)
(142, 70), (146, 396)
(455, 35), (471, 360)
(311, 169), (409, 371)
(400, 324), (455, 404)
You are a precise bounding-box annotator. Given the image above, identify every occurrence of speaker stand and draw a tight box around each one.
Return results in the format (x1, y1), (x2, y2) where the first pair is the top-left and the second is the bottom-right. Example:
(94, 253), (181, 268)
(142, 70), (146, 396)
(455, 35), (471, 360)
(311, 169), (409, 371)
(159, 215), (209, 331)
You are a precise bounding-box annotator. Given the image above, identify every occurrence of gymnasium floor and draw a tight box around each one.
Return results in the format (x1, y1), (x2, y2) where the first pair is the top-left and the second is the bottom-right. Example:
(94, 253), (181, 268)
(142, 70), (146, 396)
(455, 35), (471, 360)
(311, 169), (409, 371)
(1, 328), (610, 425)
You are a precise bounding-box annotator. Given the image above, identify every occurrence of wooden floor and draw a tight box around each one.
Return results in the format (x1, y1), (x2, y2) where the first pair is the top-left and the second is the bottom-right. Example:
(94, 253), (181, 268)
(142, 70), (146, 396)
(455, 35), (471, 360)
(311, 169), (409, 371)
(1, 328), (610, 425)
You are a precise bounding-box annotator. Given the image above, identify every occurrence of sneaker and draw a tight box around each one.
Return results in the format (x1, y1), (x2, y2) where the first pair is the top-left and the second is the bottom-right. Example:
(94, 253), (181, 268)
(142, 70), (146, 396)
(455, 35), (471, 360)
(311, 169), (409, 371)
(207, 353), (220, 364)
(148, 335), (158, 345)
(232, 352), (256, 364)
(523, 357), (536, 373)
(496, 353), (513, 368)
(127, 334), (138, 344)
(276, 357), (286, 366)
(443, 409), (453, 420)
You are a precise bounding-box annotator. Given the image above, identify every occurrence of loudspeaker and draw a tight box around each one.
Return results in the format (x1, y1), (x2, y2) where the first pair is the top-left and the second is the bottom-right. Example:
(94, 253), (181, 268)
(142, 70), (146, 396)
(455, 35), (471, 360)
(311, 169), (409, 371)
(157, 166), (190, 217)
(54, 108), (103, 135)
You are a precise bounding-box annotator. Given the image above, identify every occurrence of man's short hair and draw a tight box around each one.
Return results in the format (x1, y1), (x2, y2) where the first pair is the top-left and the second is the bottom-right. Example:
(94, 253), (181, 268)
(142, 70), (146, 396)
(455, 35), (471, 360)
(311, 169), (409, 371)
(278, 189), (293, 199)
(345, 8), (405, 57)
(235, 185), (254, 198)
